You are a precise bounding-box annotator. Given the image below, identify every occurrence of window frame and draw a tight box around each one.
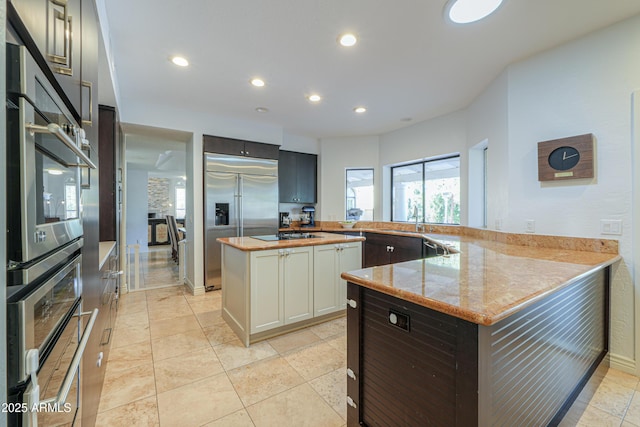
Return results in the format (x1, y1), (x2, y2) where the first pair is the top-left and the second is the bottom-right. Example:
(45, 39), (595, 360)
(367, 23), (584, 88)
(390, 154), (460, 224)
(345, 168), (375, 221)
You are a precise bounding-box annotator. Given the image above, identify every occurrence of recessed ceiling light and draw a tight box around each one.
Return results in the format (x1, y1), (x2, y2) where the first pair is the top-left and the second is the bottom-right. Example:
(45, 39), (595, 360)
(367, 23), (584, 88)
(353, 106), (367, 114)
(308, 94), (322, 103)
(255, 107), (269, 113)
(250, 78), (265, 87)
(170, 56), (189, 67)
(338, 33), (357, 47)
(444, 0), (504, 24)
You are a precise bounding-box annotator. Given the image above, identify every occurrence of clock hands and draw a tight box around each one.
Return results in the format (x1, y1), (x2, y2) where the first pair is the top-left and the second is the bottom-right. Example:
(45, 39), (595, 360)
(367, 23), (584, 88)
(563, 151), (578, 160)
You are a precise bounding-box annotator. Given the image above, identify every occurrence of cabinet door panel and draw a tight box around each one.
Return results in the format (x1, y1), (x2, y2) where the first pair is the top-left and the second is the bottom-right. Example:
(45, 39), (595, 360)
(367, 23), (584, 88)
(283, 248), (313, 323)
(364, 233), (390, 267)
(389, 235), (424, 264)
(203, 134), (246, 156)
(313, 245), (339, 316)
(251, 250), (283, 333)
(296, 152), (317, 203)
(244, 141), (279, 160)
(338, 244), (362, 309)
(278, 150), (298, 202)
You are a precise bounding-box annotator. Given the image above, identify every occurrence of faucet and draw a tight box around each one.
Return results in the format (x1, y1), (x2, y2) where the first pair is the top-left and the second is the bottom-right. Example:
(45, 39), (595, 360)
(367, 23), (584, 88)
(413, 206), (421, 232)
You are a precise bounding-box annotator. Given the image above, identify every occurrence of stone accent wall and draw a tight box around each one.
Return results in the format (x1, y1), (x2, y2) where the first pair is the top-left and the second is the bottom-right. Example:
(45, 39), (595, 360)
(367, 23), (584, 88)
(148, 177), (171, 216)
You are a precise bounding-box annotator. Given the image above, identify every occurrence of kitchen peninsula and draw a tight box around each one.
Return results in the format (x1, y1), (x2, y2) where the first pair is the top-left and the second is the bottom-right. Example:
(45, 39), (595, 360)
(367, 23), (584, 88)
(218, 232), (364, 346)
(341, 233), (620, 426)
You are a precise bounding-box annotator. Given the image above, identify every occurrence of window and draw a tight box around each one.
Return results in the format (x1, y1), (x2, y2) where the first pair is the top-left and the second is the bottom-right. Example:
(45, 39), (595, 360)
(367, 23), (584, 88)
(175, 186), (186, 219)
(346, 169), (374, 221)
(391, 156), (460, 224)
(64, 182), (77, 220)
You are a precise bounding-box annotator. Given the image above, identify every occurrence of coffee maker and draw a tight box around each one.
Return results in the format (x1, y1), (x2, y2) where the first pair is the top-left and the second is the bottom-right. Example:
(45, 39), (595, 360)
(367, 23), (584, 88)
(279, 212), (290, 228)
(301, 206), (315, 227)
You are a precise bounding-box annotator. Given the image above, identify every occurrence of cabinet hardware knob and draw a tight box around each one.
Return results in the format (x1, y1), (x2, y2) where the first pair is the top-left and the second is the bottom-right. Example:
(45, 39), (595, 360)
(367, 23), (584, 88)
(347, 299), (357, 309)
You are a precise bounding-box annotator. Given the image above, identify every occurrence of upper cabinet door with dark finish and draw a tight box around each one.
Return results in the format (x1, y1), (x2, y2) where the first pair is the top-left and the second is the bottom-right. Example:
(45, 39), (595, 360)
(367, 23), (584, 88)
(278, 150), (298, 203)
(203, 135), (279, 160)
(278, 150), (317, 204)
(296, 152), (317, 203)
(9, 0), (83, 119)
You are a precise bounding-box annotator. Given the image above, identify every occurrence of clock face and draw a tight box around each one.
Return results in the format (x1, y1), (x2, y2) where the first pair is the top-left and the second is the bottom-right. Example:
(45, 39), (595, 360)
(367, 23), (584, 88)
(548, 146), (580, 171)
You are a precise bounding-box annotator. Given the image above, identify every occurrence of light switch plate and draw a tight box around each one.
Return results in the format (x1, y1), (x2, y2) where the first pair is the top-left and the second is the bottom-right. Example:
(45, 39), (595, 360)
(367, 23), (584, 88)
(600, 219), (622, 235)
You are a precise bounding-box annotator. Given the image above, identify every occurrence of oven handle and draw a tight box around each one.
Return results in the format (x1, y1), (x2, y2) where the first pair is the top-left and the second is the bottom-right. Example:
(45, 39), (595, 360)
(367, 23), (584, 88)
(25, 123), (97, 169)
(40, 308), (99, 406)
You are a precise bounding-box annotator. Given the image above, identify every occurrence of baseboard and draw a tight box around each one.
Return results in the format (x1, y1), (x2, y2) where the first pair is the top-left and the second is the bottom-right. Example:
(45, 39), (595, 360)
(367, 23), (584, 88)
(610, 352), (637, 375)
(185, 276), (206, 296)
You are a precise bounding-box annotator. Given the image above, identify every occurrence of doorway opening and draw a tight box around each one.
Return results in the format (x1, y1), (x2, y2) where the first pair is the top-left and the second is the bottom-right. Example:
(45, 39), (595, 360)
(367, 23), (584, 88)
(122, 124), (189, 291)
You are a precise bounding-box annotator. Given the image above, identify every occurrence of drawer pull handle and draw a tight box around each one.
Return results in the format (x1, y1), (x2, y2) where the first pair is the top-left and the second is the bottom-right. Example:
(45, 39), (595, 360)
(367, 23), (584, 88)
(346, 368), (356, 380)
(347, 299), (357, 309)
(347, 396), (357, 408)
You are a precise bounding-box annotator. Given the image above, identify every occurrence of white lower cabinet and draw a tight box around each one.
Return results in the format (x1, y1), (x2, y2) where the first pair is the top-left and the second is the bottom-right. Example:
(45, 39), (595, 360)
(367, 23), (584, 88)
(250, 246), (313, 333)
(283, 247), (314, 324)
(225, 240), (363, 344)
(250, 249), (284, 334)
(314, 242), (362, 316)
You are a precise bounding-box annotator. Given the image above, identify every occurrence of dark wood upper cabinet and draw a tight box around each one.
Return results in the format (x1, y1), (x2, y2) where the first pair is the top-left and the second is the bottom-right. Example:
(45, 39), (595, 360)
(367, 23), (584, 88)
(203, 134), (279, 160)
(9, 0), (83, 119)
(99, 105), (117, 242)
(278, 150), (317, 204)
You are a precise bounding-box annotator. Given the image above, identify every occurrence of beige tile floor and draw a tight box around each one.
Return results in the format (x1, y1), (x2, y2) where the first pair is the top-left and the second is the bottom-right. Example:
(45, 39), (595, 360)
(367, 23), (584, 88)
(98, 285), (640, 427)
(97, 286), (346, 427)
(128, 246), (180, 291)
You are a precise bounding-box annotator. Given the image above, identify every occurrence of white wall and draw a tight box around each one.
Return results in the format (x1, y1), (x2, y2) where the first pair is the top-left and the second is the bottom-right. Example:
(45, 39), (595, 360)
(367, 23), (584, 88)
(504, 15), (640, 368)
(466, 70), (509, 230)
(281, 132), (319, 154)
(319, 136), (380, 221)
(379, 111), (468, 222)
(125, 166), (149, 250)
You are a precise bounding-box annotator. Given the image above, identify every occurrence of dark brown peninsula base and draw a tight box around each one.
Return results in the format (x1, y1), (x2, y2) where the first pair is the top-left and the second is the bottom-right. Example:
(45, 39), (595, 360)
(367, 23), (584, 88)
(346, 268), (609, 427)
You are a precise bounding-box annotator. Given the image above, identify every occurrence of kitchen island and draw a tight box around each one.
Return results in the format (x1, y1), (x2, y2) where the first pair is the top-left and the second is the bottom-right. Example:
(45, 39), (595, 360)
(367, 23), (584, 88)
(341, 234), (620, 427)
(218, 232), (364, 346)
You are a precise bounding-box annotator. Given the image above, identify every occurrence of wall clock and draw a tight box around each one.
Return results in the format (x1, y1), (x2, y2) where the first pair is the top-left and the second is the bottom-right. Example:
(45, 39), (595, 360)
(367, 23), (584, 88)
(537, 133), (594, 181)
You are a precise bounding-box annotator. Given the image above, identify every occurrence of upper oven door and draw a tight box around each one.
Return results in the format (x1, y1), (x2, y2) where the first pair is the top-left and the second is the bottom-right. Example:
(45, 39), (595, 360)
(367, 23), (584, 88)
(7, 43), (87, 264)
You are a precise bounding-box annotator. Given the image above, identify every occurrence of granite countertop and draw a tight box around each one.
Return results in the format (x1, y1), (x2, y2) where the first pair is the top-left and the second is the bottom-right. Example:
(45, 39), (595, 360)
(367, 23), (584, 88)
(217, 231), (365, 251)
(98, 241), (117, 270)
(341, 234), (620, 326)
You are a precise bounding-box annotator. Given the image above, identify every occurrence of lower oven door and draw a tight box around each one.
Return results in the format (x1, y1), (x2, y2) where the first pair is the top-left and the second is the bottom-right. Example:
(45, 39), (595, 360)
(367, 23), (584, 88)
(7, 254), (82, 387)
(21, 305), (98, 427)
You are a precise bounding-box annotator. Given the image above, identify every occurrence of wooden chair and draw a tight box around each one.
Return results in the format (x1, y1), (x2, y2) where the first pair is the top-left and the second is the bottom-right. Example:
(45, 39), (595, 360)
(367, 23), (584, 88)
(166, 215), (180, 262)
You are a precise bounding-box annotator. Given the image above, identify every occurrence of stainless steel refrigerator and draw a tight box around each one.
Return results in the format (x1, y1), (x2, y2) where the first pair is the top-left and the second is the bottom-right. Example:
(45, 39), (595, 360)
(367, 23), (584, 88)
(204, 153), (279, 289)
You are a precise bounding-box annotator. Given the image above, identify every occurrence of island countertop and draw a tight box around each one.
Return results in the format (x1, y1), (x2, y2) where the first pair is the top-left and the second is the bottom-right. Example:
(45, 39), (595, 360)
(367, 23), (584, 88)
(217, 231), (365, 251)
(341, 234), (620, 326)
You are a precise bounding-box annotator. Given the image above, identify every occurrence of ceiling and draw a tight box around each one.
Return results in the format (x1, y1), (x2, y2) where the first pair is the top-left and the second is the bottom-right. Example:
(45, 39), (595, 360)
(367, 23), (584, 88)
(123, 123), (189, 177)
(100, 0), (640, 139)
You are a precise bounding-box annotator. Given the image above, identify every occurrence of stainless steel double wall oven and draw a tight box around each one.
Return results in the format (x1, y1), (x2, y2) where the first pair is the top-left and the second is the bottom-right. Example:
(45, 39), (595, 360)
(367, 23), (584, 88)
(6, 28), (97, 427)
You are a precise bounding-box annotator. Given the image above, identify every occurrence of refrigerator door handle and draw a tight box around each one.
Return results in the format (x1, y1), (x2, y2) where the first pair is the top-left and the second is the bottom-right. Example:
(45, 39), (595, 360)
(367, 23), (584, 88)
(238, 175), (244, 237)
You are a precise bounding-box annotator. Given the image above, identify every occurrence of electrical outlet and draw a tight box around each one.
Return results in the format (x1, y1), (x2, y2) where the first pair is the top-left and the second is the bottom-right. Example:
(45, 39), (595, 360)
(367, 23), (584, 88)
(525, 220), (535, 233)
(600, 220), (622, 235)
